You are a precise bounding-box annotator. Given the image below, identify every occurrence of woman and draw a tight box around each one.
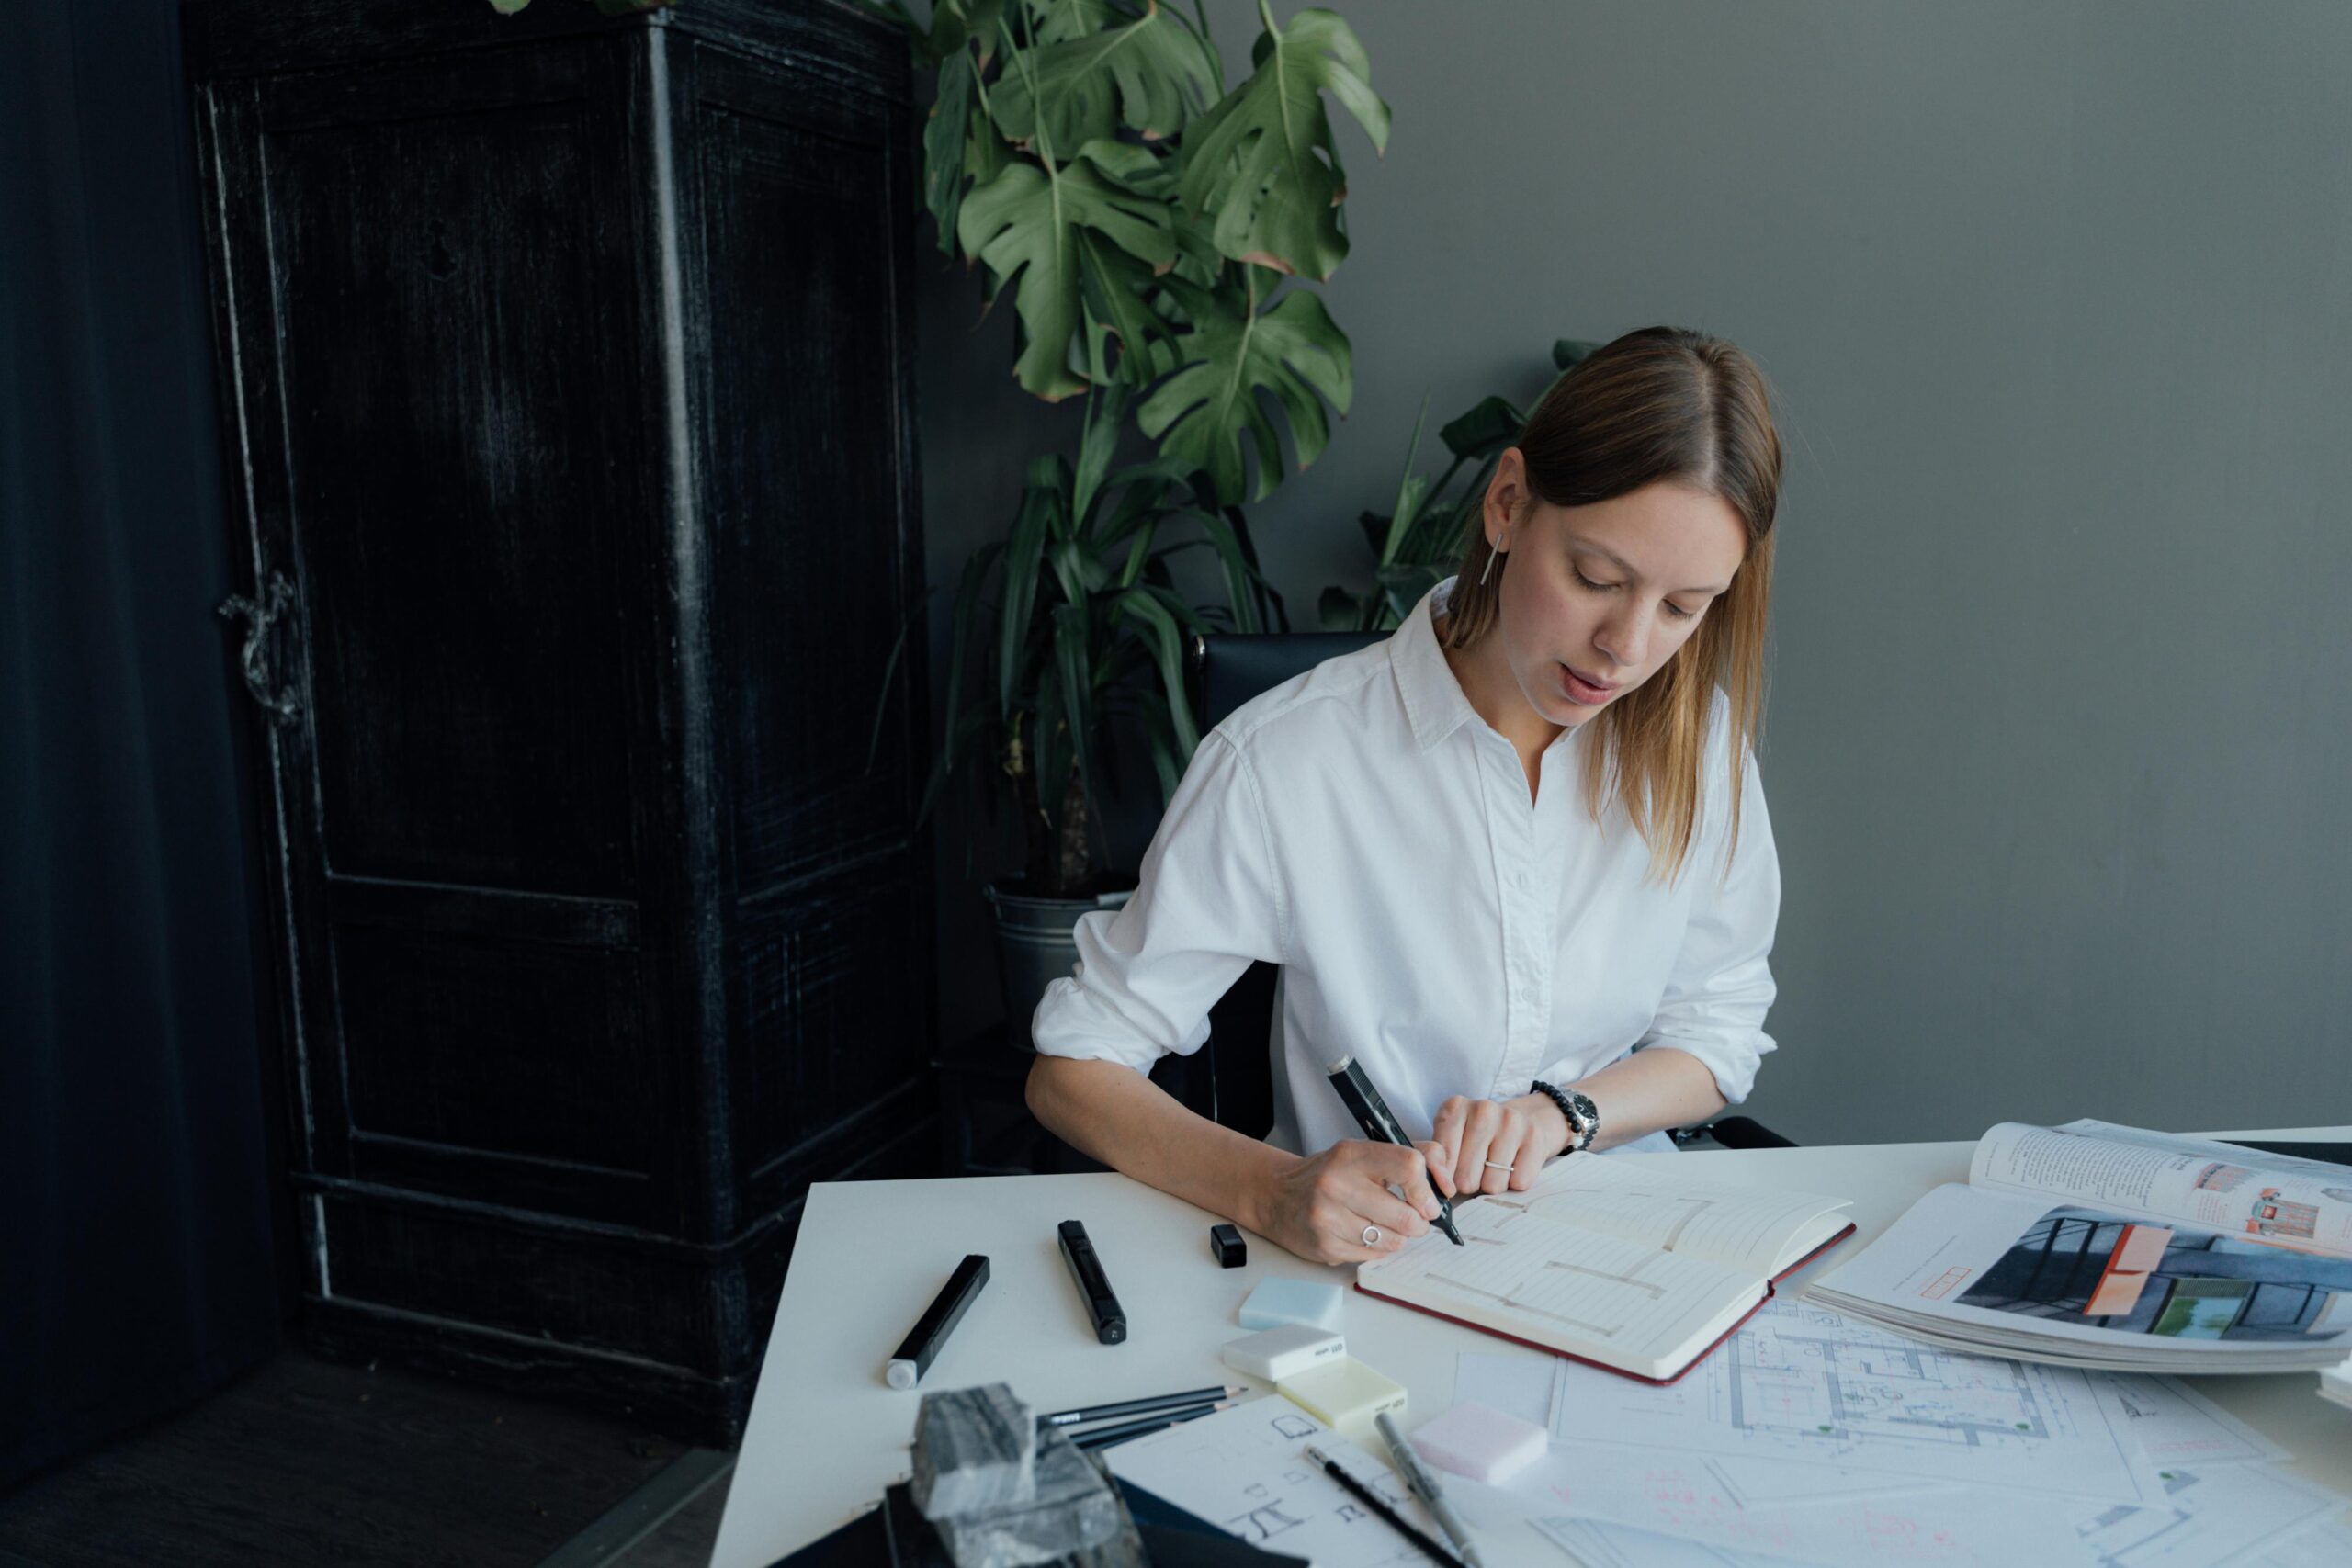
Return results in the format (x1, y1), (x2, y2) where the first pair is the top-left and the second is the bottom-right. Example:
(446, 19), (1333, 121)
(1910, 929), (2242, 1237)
(1028, 326), (1784, 1266)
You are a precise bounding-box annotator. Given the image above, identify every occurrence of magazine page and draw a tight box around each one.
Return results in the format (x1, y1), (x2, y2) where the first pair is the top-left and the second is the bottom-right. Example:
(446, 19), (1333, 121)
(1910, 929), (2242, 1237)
(1968, 1121), (2352, 1258)
(1494, 1151), (1852, 1277)
(1812, 1181), (2352, 1362)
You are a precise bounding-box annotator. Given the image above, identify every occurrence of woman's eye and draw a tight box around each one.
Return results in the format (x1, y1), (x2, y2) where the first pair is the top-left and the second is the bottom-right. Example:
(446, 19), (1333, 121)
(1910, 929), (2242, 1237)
(1577, 566), (1701, 621)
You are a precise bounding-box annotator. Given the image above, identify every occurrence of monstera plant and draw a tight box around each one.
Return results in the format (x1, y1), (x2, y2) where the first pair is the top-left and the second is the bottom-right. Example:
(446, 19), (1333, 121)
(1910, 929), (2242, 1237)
(888, 2), (1385, 490)
(1321, 339), (1596, 632)
(878, 0), (1385, 879)
(870, 0), (1389, 1026)
(486, 0), (665, 12)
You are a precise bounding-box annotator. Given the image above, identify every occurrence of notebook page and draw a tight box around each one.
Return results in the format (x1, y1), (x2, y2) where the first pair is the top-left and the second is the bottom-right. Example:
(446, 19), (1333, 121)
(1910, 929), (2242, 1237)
(1362, 1190), (1754, 1368)
(1509, 1154), (1849, 1275)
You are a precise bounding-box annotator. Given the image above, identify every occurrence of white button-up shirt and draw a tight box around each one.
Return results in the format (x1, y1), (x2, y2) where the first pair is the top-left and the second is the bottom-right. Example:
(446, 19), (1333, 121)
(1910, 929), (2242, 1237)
(1031, 576), (1781, 1158)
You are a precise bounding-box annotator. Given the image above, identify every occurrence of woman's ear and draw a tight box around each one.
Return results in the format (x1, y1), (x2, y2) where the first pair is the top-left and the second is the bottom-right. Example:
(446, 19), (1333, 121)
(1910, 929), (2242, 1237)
(1486, 447), (1527, 536)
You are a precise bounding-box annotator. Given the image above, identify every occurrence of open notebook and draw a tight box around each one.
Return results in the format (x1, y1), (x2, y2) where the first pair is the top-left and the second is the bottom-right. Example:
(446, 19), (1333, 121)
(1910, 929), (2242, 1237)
(1354, 1153), (1855, 1382)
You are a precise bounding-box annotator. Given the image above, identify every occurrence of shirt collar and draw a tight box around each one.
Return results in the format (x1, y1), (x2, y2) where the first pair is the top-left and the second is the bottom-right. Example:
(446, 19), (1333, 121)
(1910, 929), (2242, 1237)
(1391, 575), (1483, 752)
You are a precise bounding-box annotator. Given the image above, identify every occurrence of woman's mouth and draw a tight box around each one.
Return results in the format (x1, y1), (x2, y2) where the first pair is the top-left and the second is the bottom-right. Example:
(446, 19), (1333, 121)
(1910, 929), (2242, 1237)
(1560, 664), (1618, 705)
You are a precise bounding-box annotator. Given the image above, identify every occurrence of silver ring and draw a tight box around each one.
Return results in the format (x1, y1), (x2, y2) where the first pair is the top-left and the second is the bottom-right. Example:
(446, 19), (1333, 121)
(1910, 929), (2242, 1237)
(1484, 1160), (1514, 1173)
(1361, 1224), (1383, 1247)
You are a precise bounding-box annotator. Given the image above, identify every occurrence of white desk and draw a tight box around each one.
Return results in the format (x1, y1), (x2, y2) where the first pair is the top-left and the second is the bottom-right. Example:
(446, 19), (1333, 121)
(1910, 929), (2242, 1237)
(714, 1130), (2352, 1568)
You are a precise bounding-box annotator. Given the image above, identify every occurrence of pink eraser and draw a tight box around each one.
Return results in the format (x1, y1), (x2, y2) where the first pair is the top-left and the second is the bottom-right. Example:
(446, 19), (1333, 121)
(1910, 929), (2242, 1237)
(1408, 1401), (1547, 1485)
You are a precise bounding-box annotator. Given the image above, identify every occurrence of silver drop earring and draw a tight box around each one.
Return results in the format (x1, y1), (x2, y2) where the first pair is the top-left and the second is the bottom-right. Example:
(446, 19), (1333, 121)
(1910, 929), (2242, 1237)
(1479, 536), (1503, 586)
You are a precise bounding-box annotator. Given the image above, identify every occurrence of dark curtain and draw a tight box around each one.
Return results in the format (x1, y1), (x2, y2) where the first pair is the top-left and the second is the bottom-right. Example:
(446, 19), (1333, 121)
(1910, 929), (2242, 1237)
(1, 0), (283, 1490)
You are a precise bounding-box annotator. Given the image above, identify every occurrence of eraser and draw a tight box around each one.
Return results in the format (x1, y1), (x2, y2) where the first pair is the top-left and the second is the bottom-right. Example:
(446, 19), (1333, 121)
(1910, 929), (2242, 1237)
(1210, 1224), (1247, 1269)
(1238, 1278), (1343, 1333)
(1220, 1323), (1346, 1382)
(1275, 1356), (1408, 1441)
(1407, 1400), (1548, 1485)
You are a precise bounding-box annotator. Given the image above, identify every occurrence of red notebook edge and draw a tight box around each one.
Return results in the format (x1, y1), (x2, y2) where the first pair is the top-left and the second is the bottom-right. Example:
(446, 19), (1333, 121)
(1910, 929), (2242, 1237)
(1351, 1218), (1858, 1387)
(1771, 1219), (1859, 1284)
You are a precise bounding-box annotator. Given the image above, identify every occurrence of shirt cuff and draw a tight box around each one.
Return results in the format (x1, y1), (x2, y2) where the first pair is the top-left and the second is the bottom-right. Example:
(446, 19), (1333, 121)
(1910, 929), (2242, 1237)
(1634, 1028), (1775, 1107)
(1028, 973), (1207, 1076)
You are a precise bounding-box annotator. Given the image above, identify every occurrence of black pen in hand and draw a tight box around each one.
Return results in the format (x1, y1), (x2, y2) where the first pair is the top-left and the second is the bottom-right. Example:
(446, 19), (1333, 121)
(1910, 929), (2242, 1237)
(1325, 1055), (1464, 1246)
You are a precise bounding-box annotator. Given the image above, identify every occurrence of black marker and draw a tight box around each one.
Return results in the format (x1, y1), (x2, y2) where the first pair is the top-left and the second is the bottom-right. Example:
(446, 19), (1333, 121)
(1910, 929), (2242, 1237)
(884, 1253), (989, 1390)
(1057, 1220), (1127, 1344)
(1326, 1055), (1464, 1245)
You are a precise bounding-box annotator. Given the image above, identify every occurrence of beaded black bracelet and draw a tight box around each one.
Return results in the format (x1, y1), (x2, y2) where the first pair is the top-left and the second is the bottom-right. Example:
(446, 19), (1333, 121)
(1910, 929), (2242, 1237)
(1530, 1078), (1600, 1155)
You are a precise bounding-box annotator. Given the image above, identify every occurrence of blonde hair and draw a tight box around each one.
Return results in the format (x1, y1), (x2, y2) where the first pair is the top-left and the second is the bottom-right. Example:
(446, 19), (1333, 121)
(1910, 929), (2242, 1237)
(1442, 327), (1781, 883)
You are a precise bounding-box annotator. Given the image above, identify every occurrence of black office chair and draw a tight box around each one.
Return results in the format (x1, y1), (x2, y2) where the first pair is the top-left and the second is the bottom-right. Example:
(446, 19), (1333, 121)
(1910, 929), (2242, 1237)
(1170, 631), (1794, 1152)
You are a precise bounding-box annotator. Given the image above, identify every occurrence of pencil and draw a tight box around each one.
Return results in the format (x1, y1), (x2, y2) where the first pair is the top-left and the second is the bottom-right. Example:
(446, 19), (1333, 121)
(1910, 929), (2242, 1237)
(1037, 1384), (1245, 1427)
(1068, 1401), (1227, 1450)
(1304, 1443), (1463, 1568)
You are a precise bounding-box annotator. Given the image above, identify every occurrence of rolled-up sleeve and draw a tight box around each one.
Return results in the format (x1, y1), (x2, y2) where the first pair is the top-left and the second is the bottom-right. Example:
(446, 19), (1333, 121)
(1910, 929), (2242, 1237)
(1030, 730), (1289, 1074)
(1630, 742), (1781, 1104)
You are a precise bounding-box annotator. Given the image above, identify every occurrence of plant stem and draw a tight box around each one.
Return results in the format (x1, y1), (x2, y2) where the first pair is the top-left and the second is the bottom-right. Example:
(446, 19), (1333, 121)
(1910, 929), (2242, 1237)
(1056, 768), (1090, 892)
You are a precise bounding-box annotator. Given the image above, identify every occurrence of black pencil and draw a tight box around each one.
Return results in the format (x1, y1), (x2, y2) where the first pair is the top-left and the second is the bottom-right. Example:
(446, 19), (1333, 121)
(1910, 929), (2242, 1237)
(1069, 1402), (1227, 1450)
(1304, 1443), (1463, 1568)
(1037, 1384), (1244, 1427)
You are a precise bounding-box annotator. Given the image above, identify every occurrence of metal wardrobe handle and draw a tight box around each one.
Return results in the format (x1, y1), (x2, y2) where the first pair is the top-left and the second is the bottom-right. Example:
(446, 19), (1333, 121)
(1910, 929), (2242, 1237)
(217, 570), (301, 724)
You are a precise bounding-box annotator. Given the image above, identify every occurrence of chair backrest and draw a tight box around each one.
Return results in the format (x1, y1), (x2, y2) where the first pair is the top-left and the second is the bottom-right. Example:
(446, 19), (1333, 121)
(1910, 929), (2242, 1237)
(1194, 632), (1385, 729)
(1145, 631), (1383, 1136)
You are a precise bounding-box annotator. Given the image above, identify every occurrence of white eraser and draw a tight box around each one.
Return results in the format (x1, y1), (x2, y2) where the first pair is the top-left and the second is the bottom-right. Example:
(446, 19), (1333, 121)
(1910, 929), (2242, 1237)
(1408, 1400), (1548, 1485)
(1220, 1323), (1346, 1382)
(1238, 1278), (1346, 1333)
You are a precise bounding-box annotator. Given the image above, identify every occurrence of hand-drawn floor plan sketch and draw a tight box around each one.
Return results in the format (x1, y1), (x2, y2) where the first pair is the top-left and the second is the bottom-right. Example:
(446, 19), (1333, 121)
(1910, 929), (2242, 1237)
(1104, 1399), (1430, 1567)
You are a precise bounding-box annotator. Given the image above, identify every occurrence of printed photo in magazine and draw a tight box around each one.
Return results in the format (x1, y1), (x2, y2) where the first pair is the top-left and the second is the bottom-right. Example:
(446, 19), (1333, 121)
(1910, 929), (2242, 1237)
(1954, 1204), (2351, 1342)
(1806, 1121), (2352, 1372)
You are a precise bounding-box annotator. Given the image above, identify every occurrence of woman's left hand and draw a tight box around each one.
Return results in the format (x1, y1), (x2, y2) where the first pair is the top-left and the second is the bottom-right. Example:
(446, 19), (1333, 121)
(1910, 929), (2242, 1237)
(1421, 1093), (1574, 1198)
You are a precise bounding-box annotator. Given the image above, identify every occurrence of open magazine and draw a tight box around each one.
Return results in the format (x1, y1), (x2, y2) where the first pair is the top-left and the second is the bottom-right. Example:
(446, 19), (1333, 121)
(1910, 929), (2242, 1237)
(1808, 1120), (2352, 1372)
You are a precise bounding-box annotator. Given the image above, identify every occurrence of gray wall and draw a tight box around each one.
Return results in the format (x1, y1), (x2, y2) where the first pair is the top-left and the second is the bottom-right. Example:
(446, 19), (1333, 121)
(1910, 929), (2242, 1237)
(916, 1), (2352, 1145)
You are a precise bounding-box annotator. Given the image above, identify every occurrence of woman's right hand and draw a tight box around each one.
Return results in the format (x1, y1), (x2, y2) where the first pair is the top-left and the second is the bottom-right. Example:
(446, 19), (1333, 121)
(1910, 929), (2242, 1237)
(1254, 1140), (1445, 1266)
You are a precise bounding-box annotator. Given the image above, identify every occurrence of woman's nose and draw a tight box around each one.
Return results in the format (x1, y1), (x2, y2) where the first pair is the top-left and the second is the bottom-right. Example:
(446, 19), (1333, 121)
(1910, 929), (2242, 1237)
(1594, 610), (1646, 672)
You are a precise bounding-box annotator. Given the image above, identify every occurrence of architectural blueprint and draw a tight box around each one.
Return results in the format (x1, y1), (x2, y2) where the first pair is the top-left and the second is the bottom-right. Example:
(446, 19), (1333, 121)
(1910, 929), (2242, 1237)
(2100, 1374), (2289, 1471)
(1538, 1297), (2164, 1503)
(1480, 1444), (2098, 1568)
(2074, 1465), (2346, 1568)
(1536, 1491), (2352, 1568)
(1456, 1350), (1938, 1506)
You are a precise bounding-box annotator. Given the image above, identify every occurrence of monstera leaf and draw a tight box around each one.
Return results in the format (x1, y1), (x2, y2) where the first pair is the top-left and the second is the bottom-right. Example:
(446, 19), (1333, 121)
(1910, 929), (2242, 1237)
(487, 0), (671, 12)
(1176, 4), (1388, 279)
(990, 1), (1221, 156)
(957, 145), (1177, 400)
(1137, 272), (1351, 505)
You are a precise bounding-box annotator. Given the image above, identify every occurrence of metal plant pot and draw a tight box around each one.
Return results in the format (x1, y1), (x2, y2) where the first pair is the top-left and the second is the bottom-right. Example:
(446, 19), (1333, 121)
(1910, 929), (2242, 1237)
(985, 882), (1135, 1047)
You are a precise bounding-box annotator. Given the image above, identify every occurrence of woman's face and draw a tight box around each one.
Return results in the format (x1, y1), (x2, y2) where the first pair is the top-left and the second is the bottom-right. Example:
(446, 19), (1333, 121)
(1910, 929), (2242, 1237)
(1487, 455), (1749, 729)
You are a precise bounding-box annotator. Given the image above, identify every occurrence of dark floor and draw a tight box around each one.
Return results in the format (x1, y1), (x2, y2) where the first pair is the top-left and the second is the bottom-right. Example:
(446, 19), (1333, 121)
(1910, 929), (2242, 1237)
(0, 1349), (732, 1568)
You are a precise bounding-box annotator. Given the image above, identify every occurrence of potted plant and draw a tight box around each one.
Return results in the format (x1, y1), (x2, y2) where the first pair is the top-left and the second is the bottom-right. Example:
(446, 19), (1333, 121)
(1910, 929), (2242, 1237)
(1320, 338), (1596, 631)
(923, 389), (1270, 1021)
(871, 0), (1390, 1027)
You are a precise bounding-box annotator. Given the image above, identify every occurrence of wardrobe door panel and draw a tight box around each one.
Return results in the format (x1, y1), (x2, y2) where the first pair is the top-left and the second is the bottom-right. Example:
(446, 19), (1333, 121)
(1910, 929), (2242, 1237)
(262, 56), (643, 897)
(695, 62), (916, 890)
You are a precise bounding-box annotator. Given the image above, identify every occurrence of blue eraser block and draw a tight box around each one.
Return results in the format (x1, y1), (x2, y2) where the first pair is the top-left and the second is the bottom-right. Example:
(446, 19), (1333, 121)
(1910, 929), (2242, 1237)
(1238, 1278), (1345, 1333)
